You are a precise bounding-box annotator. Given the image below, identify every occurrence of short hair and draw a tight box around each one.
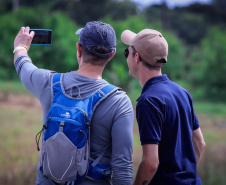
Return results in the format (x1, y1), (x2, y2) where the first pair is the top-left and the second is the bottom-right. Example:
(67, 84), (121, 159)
(131, 46), (161, 70)
(80, 44), (111, 66)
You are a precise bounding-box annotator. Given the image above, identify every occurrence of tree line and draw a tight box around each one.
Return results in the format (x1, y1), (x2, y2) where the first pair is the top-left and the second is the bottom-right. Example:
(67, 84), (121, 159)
(0, 0), (226, 102)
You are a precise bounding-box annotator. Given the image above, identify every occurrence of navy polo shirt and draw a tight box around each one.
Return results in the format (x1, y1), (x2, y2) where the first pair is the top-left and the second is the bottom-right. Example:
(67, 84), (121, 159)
(136, 74), (200, 185)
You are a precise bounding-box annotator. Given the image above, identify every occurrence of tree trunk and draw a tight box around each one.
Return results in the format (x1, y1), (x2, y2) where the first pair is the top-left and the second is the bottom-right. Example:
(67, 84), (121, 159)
(13, 0), (19, 13)
(161, 0), (168, 30)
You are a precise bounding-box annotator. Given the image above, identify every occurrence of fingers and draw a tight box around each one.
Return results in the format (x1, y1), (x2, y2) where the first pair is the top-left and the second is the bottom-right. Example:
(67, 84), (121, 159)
(15, 26), (33, 51)
(24, 26), (30, 34)
(20, 27), (25, 34)
(19, 26), (30, 34)
(19, 26), (34, 39)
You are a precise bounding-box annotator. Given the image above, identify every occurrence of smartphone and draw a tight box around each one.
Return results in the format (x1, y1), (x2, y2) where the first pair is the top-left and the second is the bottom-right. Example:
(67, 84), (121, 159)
(30, 29), (52, 45)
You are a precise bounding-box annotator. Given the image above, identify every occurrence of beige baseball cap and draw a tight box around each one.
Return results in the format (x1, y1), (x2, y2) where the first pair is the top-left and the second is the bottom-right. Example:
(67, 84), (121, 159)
(121, 29), (168, 66)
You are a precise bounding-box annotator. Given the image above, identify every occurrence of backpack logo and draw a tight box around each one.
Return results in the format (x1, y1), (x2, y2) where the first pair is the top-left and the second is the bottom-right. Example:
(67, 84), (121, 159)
(61, 112), (71, 118)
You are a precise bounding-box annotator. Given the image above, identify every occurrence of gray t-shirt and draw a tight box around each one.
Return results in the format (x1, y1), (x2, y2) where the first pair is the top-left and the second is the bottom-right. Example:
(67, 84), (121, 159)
(15, 55), (134, 185)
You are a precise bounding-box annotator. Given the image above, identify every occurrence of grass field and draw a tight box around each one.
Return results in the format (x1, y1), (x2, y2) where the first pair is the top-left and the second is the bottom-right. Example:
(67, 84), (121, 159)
(0, 82), (226, 185)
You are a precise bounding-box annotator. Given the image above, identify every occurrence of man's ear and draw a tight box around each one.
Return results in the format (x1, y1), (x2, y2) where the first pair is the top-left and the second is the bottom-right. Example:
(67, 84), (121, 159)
(108, 49), (116, 61)
(76, 42), (82, 57)
(135, 53), (141, 64)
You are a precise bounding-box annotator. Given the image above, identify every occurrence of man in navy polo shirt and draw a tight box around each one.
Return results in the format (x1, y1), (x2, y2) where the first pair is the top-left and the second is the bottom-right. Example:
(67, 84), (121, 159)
(121, 29), (206, 185)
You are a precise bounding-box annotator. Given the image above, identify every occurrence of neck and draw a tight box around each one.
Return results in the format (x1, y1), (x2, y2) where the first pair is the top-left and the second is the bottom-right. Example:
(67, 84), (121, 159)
(138, 68), (162, 88)
(76, 63), (104, 79)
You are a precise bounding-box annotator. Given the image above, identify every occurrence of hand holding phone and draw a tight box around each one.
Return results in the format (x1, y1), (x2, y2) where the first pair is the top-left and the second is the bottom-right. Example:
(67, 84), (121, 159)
(30, 29), (52, 45)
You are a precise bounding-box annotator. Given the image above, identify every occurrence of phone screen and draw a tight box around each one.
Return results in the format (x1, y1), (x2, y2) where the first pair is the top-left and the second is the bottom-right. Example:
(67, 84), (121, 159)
(30, 29), (52, 45)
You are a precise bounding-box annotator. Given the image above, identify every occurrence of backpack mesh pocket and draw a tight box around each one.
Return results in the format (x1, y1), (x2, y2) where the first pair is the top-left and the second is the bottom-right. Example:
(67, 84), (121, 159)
(42, 132), (88, 183)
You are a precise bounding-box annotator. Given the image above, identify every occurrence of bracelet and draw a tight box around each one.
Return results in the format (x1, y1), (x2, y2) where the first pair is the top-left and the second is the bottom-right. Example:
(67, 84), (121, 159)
(13, 46), (27, 54)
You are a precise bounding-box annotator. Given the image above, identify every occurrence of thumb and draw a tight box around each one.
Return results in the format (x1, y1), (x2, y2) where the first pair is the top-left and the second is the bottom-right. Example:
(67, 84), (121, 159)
(30, 31), (35, 39)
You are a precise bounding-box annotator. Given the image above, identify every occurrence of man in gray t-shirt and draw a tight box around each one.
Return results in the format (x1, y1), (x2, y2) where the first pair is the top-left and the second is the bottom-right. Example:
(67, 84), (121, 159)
(13, 22), (134, 185)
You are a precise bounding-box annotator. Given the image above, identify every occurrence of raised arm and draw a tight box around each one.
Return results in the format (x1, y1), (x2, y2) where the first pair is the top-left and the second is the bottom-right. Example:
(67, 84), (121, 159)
(14, 27), (54, 101)
(14, 26), (34, 63)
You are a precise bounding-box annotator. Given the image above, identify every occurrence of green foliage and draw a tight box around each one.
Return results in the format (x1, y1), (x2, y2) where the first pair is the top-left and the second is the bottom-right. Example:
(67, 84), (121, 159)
(0, 0), (12, 14)
(144, 5), (208, 45)
(144, 5), (162, 24)
(68, 0), (111, 26)
(38, 0), (137, 26)
(191, 27), (226, 101)
(0, 10), (186, 95)
(101, 16), (185, 92)
(0, 2), (226, 104)
(169, 11), (207, 45)
(0, 7), (78, 80)
(0, 80), (27, 93)
(0, 3), (226, 185)
(194, 101), (226, 116)
(161, 30), (185, 80)
(108, 0), (137, 21)
(30, 11), (79, 72)
(102, 16), (150, 90)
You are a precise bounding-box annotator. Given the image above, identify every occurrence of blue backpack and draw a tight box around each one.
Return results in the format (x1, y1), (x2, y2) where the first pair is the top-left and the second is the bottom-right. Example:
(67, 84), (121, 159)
(36, 73), (120, 184)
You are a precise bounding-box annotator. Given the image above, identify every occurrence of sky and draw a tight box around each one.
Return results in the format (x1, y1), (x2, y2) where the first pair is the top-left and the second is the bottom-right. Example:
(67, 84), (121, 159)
(132, 0), (212, 9)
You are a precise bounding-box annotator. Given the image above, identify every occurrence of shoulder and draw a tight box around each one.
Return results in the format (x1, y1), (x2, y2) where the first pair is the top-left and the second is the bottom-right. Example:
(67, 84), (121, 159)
(107, 88), (133, 110)
(136, 92), (166, 123)
(92, 87), (134, 128)
(100, 88), (134, 119)
(171, 81), (195, 104)
(137, 92), (161, 109)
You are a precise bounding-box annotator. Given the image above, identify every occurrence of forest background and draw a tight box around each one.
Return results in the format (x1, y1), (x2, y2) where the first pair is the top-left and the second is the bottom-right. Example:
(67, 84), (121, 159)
(0, 0), (226, 184)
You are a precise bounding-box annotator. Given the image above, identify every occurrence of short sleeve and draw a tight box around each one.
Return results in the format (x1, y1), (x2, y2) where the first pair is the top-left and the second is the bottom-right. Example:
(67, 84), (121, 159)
(136, 99), (163, 145)
(193, 112), (200, 130)
(186, 92), (200, 131)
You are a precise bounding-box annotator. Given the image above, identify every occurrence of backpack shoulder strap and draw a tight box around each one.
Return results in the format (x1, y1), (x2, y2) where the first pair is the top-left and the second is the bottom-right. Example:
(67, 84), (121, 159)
(99, 84), (119, 95)
(52, 73), (62, 91)
(52, 73), (61, 84)
(50, 73), (63, 103)
(91, 84), (121, 120)
(90, 145), (109, 167)
(89, 84), (121, 168)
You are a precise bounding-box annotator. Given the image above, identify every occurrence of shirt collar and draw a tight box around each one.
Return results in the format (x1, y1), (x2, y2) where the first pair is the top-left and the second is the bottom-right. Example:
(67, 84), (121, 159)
(137, 74), (169, 101)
